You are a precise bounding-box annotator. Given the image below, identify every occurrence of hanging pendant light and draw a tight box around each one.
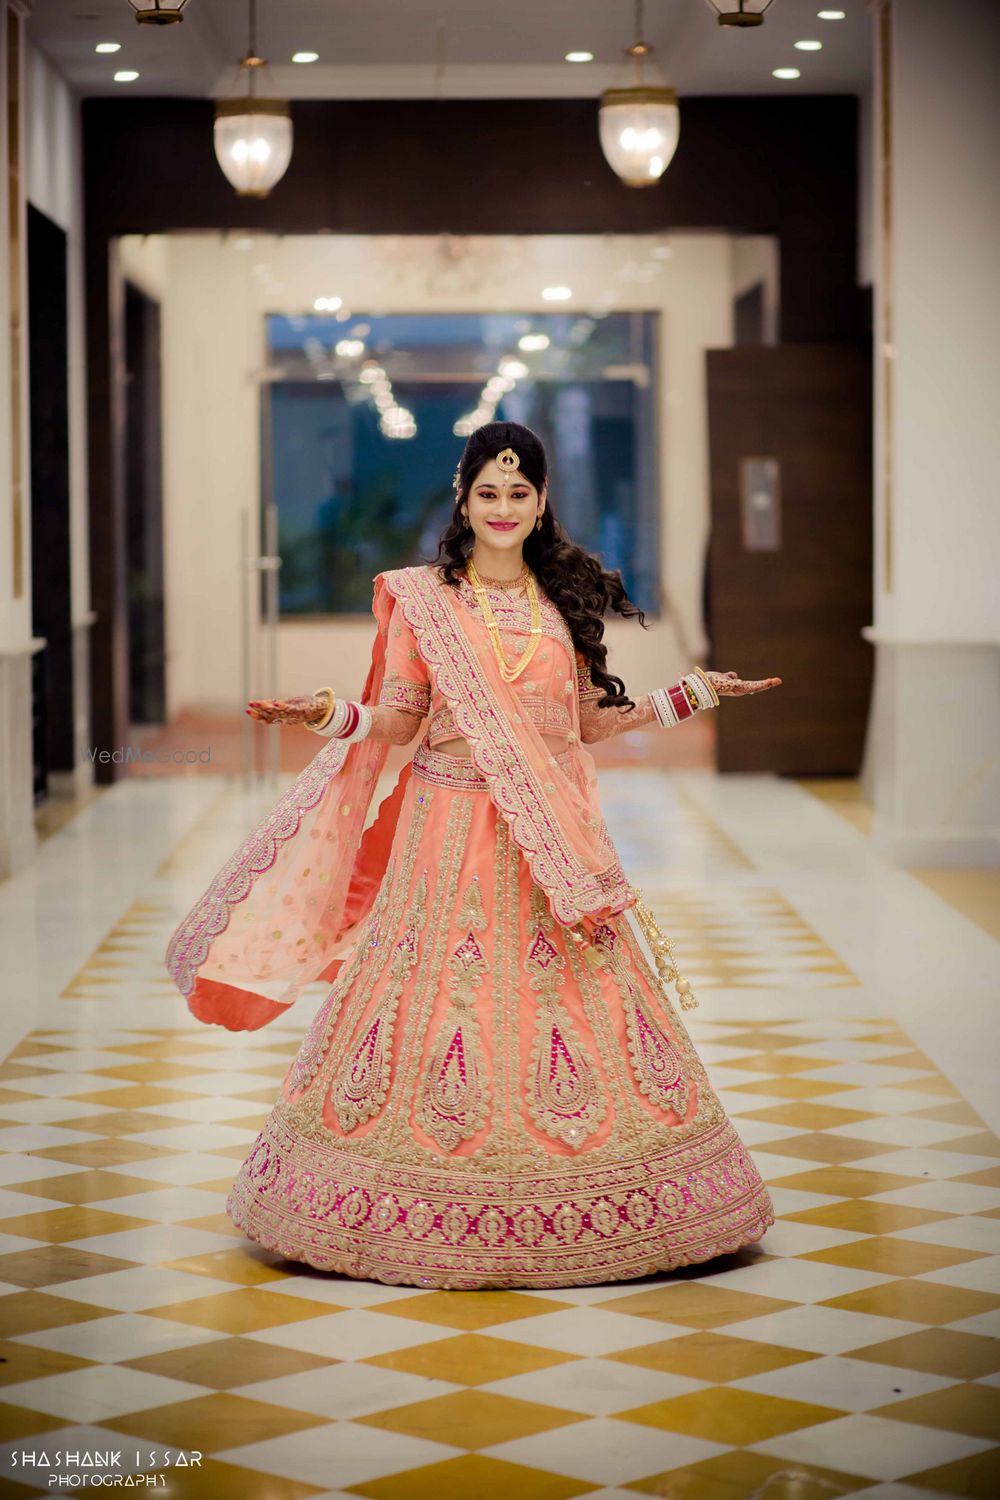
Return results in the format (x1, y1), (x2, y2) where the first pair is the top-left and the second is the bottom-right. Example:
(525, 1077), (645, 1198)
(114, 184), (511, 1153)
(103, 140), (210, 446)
(213, 0), (292, 198)
(703, 0), (775, 26)
(127, 0), (189, 22)
(599, 0), (679, 189)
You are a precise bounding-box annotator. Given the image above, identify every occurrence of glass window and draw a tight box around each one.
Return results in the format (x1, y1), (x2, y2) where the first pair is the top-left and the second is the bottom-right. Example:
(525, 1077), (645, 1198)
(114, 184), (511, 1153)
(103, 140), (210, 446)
(264, 310), (660, 616)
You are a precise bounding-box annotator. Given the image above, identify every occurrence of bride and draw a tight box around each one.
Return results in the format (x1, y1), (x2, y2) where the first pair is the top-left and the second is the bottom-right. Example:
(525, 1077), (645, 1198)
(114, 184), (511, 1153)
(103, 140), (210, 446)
(166, 420), (781, 1290)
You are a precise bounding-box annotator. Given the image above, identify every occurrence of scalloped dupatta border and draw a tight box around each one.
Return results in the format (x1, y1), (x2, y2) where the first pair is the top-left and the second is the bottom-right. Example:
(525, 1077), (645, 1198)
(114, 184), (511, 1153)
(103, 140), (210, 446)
(165, 575), (407, 1030)
(383, 566), (635, 930)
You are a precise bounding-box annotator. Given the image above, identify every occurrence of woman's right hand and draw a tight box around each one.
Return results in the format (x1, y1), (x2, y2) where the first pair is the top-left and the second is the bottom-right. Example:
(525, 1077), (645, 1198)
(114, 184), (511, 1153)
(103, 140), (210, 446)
(246, 694), (329, 726)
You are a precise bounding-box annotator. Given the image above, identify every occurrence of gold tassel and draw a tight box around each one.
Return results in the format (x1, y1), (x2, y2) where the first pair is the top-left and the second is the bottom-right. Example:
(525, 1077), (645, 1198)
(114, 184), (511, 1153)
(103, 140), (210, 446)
(630, 888), (699, 1010)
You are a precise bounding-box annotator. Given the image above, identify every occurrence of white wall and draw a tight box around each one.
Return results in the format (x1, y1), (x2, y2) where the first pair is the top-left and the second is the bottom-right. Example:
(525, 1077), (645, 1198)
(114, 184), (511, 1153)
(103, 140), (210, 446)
(133, 231), (735, 717)
(865, 0), (1000, 865)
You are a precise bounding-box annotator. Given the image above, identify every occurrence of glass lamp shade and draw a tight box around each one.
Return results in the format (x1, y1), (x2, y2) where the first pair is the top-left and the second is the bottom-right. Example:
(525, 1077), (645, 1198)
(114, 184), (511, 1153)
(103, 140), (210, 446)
(599, 87), (680, 188)
(703, 0), (775, 26)
(214, 100), (293, 197)
(128, 0), (189, 22)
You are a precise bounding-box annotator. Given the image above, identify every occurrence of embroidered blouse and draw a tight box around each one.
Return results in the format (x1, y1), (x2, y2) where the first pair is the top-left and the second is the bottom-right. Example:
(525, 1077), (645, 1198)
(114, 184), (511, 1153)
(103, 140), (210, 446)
(369, 577), (660, 752)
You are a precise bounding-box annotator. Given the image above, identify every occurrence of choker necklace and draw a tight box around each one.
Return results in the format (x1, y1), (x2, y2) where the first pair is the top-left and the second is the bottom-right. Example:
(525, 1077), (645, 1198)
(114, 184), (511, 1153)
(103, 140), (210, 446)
(469, 565), (529, 590)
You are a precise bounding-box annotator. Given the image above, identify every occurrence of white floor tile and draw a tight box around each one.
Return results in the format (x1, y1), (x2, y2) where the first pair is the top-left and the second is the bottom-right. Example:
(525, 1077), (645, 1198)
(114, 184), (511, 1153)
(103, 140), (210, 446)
(482, 1418), (724, 1485)
(750, 1413), (992, 1482)
(214, 1423), (460, 1487)
(722, 1306), (925, 1355)
(730, 1354), (958, 1412)
(246, 1309), (459, 1360)
(480, 1357), (706, 1415)
(481, 1307), (690, 1356)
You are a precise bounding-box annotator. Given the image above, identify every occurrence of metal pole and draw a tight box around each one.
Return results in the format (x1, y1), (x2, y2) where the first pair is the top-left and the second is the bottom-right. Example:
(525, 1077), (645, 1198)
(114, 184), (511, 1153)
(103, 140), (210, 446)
(239, 506), (253, 785)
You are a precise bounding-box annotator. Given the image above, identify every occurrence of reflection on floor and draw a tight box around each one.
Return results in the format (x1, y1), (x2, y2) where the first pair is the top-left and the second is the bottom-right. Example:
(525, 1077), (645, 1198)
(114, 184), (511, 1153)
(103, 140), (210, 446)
(3, 765), (999, 1498)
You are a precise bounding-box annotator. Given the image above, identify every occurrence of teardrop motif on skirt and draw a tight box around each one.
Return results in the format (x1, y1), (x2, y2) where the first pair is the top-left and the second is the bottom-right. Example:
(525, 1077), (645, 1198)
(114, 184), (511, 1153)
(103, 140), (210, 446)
(331, 1013), (388, 1133)
(626, 998), (690, 1120)
(529, 1018), (606, 1149)
(416, 1020), (488, 1152)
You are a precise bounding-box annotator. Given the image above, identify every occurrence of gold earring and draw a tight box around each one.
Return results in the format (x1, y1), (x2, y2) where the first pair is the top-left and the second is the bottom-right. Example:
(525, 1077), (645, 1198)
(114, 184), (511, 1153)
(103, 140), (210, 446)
(462, 512), (470, 528)
(535, 514), (543, 531)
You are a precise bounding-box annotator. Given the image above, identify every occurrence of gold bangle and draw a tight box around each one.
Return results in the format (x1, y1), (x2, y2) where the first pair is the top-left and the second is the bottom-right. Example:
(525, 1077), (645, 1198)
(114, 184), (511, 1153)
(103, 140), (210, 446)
(305, 686), (337, 731)
(691, 665), (720, 707)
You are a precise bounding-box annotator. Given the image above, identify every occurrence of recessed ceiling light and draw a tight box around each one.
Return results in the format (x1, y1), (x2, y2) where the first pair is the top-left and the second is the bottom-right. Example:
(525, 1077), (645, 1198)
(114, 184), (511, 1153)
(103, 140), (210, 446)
(113, 70), (140, 82)
(95, 42), (121, 54)
(772, 67), (801, 80)
(292, 51), (319, 64)
(541, 286), (572, 301)
(795, 39), (823, 50)
(817, 9), (846, 18)
(565, 51), (594, 63)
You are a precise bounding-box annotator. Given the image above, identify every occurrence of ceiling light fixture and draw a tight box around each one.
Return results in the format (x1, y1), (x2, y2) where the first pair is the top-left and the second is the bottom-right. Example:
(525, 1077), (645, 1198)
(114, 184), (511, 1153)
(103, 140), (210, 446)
(214, 0), (293, 198)
(541, 286), (572, 301)
(704, 0), (775, 27)
(95, 42), (121, 53)
(565, 51), (594, 63)
(795, 39), (823, 50)
(127, 0), (189, 23)
(291, 51), (318, 63)
(817, 9), (847, 18)
(114, 69), (140, 82)
(599, 0), (679, 188)
(772, 67), (801, 79)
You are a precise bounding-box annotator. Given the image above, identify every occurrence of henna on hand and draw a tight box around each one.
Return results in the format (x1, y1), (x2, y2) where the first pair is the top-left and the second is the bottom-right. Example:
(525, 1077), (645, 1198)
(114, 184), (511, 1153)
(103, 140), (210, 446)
(704, 669), (782, 698)
(246, 694), (328, 725)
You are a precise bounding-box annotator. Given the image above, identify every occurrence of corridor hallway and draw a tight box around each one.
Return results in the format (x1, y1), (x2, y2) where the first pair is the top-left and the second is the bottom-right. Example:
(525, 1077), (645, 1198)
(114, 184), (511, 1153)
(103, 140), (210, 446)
(0, 765), (997, 1498)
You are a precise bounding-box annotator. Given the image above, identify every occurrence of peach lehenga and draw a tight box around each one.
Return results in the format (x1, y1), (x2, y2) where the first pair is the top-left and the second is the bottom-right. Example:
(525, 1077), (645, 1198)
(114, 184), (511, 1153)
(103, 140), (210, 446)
(166, 563), (774, 1289)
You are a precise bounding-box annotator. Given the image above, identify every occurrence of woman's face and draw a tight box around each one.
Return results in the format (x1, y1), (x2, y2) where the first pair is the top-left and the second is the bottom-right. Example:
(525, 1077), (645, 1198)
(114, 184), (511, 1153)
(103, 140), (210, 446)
(462, 457), (546, 552)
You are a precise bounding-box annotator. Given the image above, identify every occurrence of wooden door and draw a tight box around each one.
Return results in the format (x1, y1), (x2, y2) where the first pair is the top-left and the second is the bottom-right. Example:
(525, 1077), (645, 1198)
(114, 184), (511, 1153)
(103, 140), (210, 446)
(705, 345), (873, 774)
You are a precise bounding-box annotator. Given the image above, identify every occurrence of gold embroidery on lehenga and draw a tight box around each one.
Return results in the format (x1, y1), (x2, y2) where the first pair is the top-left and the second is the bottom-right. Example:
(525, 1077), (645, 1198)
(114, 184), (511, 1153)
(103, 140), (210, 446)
(330, 870), (429, 1132)
(523, 884), (605, 1148)
(415, 873), (491, 1150)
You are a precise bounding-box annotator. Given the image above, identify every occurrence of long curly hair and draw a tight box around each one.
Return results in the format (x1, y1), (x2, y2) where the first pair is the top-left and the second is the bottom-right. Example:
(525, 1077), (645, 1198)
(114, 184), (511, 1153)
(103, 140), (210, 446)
(425, 420), (648, 709)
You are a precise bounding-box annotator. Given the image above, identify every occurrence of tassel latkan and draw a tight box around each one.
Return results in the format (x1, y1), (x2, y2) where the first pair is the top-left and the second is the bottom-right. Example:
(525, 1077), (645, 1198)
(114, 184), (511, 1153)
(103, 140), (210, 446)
(630, 889), (699, 1010)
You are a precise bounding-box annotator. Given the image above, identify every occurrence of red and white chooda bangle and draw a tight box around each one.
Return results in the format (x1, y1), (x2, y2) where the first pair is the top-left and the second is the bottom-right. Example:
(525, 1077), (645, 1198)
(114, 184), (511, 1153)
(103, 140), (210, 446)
(650, 668), (718, 729)
(307, 697), (373, 741)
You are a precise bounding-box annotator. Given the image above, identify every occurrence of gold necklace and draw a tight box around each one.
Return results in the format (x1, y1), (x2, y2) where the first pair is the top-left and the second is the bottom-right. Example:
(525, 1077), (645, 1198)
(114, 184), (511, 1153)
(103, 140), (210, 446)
(465, 559), (542, 682)
(473, 565), (528, 590)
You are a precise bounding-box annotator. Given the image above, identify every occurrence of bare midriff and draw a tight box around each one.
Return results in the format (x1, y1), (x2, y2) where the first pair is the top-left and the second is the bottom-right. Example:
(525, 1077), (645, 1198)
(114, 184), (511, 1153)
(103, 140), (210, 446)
(433, 731), (569, 761)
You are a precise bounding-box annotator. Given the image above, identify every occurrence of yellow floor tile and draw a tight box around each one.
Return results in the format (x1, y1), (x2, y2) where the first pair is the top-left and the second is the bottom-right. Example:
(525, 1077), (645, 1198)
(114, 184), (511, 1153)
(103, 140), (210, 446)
(753, 1131), (897, 1165)
(0, 1339), (96, 1386)
(956, 1165), (1000, 1188)
(849, 1328), (1000, 1379)
(933, 1131), (1000, 1158)
(628, 1448), (871, 1499)
(2, 1168), (162, 1204)
(597, 1284), (795, 1329)
(915, 1102), (988, 1129)
(364, 1332), (579, 1386)
(132, 1457), (326, 1500)
(350, 1452), (597, 1500)
(767, 1166), (925, 1198)
(65, 1084), (204, 1109)
(142, 1287), (341, 1333)
(161, 1247), (295, 1284)
(0, 1244), (137, 1288)
(904, 1445), (1000, 1500)
(607, 1331), (817, 1383)
(106, 1391), (330, 1451)
(869, 1381), (1000, 1440)
(358, 1388), (584, 1449)
(713, 1053), (832, 1076)
(52, 1109), (192, 1137)
(0, 1205), (154, 1243)
(740, 1102), (877, 1131)
(0, 1401), (72, 1442)
(94, 1059), (219, 1082)
(820, 1279), (1000, 1325)
(377, 1290), (569, 1330)
(28, 1138), (182, 1169)
(176, 1211), (245, 1236)
(802, 1237), (988, 1277)
(123, 1334), (338, 1389)
(728, 1078), (856, 1101)
(782, 1200), (951, 1235)
(0, 1290), (116, 1337)
(617, 1385), (842, 1444)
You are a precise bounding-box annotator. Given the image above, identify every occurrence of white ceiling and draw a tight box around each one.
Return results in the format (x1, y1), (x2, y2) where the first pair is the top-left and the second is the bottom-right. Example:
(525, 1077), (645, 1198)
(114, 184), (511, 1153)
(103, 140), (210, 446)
(28, 0), (871, 100)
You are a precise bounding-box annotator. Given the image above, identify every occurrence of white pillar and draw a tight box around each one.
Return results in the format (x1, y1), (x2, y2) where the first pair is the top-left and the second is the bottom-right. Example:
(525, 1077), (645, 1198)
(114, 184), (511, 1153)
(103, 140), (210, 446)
(864, 0), (1000, 865)
(0, 0), (37, 879)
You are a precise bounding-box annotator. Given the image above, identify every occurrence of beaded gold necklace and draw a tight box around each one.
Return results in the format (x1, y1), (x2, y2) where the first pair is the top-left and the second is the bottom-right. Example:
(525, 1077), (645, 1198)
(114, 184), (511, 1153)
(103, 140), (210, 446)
(464, 558), (542, 682)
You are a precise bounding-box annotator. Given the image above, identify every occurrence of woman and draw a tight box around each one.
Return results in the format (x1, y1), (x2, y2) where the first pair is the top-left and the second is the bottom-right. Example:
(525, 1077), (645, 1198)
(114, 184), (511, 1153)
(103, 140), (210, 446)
(166, 421), (782, 1291)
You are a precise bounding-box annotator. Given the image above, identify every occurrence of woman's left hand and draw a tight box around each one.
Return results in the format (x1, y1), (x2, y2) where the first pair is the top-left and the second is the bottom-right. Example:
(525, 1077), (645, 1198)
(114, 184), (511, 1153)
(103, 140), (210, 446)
(703, 669), (782, 697)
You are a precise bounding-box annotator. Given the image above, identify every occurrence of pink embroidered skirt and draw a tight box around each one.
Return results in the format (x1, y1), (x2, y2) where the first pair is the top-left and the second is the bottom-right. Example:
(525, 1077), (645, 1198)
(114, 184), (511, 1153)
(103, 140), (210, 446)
(226, 742), (775, 1289)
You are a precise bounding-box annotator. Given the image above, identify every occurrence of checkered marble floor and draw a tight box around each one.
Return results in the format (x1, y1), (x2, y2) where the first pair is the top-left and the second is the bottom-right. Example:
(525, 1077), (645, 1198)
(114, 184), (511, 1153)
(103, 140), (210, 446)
(1, 769), (998, 1497)
(0, 1018), (998, 1498)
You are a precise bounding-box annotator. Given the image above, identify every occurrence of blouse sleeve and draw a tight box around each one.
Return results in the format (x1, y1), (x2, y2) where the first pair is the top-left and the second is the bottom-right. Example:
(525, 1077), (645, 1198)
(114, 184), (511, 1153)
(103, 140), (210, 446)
(377, 602), (431, 719)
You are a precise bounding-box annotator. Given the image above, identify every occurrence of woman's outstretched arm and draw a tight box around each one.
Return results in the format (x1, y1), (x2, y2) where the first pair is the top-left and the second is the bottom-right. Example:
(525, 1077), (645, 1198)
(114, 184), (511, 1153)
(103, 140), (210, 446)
(246, 693), (424, 745)
(577, 666), (781, 744)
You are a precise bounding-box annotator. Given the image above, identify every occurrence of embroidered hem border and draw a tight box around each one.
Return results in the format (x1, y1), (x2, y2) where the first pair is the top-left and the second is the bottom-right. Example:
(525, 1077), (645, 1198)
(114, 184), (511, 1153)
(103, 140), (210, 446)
(226, 1109), (776, 1291)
